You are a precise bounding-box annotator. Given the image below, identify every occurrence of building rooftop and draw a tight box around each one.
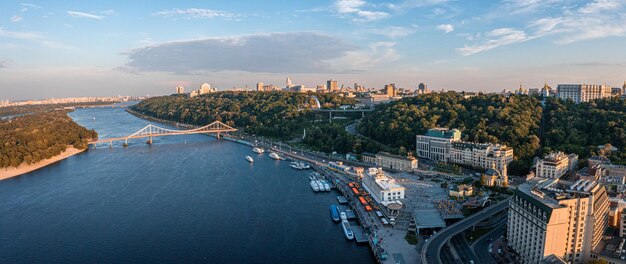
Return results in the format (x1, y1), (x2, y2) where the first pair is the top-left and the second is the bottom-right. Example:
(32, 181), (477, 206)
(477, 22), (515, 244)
(516, 177), (599, 212)
(376, 151), (415, 161)
(424, 128), (461, 140)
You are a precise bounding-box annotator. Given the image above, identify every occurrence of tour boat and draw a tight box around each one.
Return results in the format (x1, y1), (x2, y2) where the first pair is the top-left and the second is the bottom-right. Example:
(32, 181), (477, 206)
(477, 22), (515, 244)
(341, 220), (354, 240)
(330, 205), (340, 222)
(252, 147), (264, 154)
(245, 156), (254, 163)
(323, 181), (331, 192)
(269, 152), (282, 160)
(289, 161), (310, 170)
(310, 180), (320, 192)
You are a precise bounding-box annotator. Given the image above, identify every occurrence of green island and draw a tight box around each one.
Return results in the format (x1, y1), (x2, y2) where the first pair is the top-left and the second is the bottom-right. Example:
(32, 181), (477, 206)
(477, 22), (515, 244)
(0, 110), (98, 169)
(132, 91), (626, 175)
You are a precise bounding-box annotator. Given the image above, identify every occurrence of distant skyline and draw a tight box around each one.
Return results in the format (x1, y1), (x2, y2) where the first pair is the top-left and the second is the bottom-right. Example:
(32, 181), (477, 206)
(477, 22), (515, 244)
(1, 0), (626, 100)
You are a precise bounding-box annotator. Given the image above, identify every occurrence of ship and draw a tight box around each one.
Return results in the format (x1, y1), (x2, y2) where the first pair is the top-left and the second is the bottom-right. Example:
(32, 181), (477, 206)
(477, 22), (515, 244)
(310, 180), (320, 192)
(269, 152), (282, 160)
(289, 161), (310, 170)
(330, 204), (340, 222)
(341, 220), (354, 240)
(245, 156), (254, 163)
(252, 147), (264, 154)
(323, 181), (331, 192)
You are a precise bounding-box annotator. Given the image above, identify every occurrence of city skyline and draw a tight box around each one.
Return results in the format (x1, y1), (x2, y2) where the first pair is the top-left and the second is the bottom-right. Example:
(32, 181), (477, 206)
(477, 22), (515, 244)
(2, 0), (626, 100)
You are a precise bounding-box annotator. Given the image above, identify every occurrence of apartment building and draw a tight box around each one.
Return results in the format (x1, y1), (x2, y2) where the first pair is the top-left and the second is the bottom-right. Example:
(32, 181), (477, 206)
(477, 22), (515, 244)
(535, 152), (579, 179)
(415, 128), (461, 162)
(557, 84), (612, 103)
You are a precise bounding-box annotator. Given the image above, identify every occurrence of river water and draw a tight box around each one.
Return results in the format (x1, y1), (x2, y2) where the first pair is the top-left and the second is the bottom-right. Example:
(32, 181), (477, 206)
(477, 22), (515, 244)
(0, 105), (375, 263)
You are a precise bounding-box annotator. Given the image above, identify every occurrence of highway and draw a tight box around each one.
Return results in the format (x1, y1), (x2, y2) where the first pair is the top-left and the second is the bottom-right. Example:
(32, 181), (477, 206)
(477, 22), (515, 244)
(421, 198), (510, 264)
(452, 235), (479, 263)
(471, 220), (506, 264)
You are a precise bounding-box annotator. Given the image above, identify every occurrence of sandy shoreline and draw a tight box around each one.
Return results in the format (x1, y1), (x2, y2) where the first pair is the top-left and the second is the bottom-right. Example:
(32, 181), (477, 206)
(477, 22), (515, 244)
(0, 147), (86, 180)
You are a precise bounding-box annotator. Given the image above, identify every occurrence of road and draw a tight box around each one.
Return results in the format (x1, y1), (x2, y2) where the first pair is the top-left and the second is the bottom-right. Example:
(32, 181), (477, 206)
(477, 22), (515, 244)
(471, 220), (506, 264)
(452, 235), (479, 263)
(421, 199), (510, 264)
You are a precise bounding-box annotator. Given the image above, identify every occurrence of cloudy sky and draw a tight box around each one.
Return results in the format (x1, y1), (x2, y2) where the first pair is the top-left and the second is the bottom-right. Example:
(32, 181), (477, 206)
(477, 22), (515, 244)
(1, 0), (626, 100)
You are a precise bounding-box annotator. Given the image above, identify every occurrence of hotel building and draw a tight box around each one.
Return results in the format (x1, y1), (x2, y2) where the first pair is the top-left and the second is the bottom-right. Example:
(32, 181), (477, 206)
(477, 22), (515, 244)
(362, 168), (405, 203)
(535, 152), (579, 179)
(508, 178), (609, 263)
(415, 128), (461, 162)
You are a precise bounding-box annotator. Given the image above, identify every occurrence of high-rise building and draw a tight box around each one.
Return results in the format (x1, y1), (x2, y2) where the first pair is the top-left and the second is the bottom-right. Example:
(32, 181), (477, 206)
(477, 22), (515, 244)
(384, 83), (397, 97)
(327, 79), (338, 92)
(535, 152), (578, 179)
(623, 81), (626, 96)
(508, 178), (609, 263)
(415, 128), (461, 161)
(418, 82), (428, 94)
(176, 85), (185, 94)
(557, 84), (612, 103)
(256, 82), (264, 92)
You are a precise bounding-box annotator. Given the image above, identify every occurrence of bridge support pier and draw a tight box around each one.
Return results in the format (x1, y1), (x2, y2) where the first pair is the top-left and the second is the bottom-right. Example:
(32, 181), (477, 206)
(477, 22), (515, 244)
(217, 132), (221, 139)
(123, 139), (128, 147)
(109, 141), (112, 148)
(329, 112), (332, 123)
(147, 136), (153, 145)
(362, 111), (365, 118)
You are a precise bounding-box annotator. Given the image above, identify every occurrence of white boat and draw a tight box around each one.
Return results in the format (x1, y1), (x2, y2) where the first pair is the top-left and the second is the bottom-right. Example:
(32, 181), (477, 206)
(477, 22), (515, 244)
(269, 152), (282, 160)
(310, 181), (320, 192)
(341, 220), (354, 240)
(340, 212), (347, 221)
(245, 156), (254, 163)
(252, 147), (264, 154)
(323, 181), (331, 192)
(290, 161), (310, 170)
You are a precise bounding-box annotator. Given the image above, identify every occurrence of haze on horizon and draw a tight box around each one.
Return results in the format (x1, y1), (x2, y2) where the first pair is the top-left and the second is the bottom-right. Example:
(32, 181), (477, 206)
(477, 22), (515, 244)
(1, 0), (626, 101)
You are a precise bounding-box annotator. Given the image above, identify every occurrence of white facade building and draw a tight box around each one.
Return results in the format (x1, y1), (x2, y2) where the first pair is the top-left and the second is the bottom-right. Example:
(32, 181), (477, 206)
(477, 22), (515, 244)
(362, 168), (405, 203)
(535, 152), (578, 179)
(557, 84), (612, 103)
(415, 128), (461, 161)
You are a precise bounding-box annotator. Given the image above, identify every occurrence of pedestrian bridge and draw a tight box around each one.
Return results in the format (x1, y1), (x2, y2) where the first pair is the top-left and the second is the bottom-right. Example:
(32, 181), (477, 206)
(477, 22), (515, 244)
(89, 121), (237, 146)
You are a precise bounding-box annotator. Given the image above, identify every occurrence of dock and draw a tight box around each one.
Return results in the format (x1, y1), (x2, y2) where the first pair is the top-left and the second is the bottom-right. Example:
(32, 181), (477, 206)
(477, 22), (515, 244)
(337, 196), (348, 204)
(352, 225), (369, 244)
(338, 205), (357, 220)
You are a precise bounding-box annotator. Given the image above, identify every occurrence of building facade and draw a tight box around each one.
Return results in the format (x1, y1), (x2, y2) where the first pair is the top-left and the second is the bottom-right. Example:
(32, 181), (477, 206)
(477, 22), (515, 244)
(374, 152), (417, 172)
(361, 168), (405, 203)
(175, 85), (185, 94)
(450, 142), (513, 173)
(415, 128), (461, 161)
(327, 79), (338, 92)
(557, 84), (612, 103)
(508, 178), (609, 263)
(535, 152), (579, 179)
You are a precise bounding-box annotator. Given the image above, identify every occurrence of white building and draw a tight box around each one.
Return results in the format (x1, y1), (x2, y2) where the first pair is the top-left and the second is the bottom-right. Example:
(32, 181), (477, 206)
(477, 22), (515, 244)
(175, 85), (185, 94)
(557, 84), (612, 103)
(415, 128), (461, 161)
(535, 152), (578, 179)
(450, 141), (513, 174)
(361, 168), (405, 203)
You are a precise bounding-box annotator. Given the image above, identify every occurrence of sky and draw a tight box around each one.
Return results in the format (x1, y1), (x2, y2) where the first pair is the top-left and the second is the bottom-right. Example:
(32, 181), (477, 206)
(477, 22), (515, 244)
(1, 0), (626, 100)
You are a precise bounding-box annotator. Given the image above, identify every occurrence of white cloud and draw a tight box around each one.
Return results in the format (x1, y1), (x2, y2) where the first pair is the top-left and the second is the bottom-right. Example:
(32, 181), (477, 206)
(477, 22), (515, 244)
(10, 15), (23, 23)
(334, 0), (389, 22)
(100, 10), (116, 16)
(67, 11), (104, 20)
(387, 0), (448, 10)
(21, 3), (42, 9)
(327, 41), (400, 71)
(153, 8), (237, 20)
(0, 27), (42, 40)
(372, 25), (418, 38)
(437, 24), (454, 33)
(579, 0), (622, 13)
(457, 28), (531, 56)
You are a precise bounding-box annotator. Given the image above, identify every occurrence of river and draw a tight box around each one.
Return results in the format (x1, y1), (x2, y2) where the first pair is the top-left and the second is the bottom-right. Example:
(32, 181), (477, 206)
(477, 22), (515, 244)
(0, 105), (375, 263)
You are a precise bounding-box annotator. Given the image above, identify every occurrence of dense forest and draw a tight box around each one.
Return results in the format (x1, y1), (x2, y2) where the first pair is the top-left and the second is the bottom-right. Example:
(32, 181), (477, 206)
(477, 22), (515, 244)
(0, 111), (98, 168)
(131, 91), (384, 154)
(542, 97), (626, 165)
(0, 101), (118, 118)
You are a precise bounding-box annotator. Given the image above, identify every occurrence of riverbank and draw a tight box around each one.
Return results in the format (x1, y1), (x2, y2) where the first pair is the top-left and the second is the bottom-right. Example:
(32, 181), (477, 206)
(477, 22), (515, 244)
(0, 147), (85, 180)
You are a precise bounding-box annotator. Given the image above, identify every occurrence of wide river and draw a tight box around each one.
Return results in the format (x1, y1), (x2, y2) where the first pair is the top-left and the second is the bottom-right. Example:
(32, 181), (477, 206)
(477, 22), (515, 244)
(0, 105), (375, 263)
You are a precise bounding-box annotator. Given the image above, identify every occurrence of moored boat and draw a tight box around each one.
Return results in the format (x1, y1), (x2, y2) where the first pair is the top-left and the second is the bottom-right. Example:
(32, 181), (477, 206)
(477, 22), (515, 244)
(252, 147), (264, 154)
(290, 161), (310, 170)
(330, 204), (340, 222)
(310, 181), (320, 192)
(341, 220), (354, 240)
(245, 156), (254, 163)
(269, 152), (282, 160)
(323, 181), (331, 192)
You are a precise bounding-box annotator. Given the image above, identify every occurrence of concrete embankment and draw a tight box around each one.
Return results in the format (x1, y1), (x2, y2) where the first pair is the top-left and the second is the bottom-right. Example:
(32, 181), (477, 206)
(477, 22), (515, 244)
(0, 147), (85, 180)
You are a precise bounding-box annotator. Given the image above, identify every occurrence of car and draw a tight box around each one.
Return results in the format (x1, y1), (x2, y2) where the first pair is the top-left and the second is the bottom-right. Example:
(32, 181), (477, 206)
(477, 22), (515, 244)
(498, 248), (502, 254)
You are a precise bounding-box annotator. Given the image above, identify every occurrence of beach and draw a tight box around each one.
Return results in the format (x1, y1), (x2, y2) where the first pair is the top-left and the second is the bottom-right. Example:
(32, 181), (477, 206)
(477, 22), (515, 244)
(0, 147), (85, 180)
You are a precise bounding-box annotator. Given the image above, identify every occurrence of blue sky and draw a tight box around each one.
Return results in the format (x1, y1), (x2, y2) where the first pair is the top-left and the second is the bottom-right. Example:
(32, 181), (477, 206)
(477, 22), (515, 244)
(1, 0), (625, 100)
